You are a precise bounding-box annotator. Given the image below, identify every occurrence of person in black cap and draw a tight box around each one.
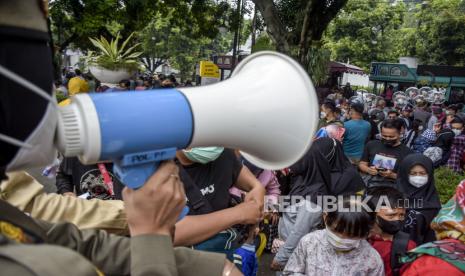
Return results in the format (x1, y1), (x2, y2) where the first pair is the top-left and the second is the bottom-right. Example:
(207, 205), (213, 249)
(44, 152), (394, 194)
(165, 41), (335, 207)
(343, 103), (371, 164)
(400, 105), (414, 130)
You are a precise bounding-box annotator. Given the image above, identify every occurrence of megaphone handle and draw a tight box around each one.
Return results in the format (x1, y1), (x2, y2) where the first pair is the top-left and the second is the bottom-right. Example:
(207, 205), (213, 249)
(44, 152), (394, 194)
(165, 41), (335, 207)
(113, 161), (189, 221)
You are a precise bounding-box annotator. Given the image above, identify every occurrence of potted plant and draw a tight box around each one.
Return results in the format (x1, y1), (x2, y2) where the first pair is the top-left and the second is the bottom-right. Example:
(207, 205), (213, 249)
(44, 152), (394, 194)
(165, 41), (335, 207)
(87, 32), (142, 84)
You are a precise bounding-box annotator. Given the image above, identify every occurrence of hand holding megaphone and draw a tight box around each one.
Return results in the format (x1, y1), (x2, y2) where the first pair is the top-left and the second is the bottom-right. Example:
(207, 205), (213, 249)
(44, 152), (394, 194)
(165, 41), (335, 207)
(56, 51), (319, 189)
(123, 160), (186, 236)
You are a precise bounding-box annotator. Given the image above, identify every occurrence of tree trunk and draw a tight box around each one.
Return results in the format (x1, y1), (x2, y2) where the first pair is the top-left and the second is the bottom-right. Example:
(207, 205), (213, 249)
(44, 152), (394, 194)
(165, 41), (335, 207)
(232, 0), (242, 69)
(252, 0), (290, 54)
(298, 1), (314, 65)
(251, 5), (257, 49)
(59, 33), (77, 52)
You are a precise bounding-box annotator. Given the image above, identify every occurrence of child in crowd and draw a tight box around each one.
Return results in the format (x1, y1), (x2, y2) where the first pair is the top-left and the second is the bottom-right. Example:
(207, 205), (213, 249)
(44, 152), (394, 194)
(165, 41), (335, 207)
(367, 187), (417, 276)
(283, 197), (384, 275)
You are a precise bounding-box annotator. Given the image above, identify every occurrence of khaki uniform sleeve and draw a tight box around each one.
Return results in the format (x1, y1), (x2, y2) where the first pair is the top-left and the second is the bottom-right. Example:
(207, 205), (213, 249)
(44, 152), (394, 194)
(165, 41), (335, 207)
(37, 220), (132, 275)
(173, 247), (226, 276)
(1, 171), (128, 235)
(38, 220), (226, 276)
(131, 235), (227, 276)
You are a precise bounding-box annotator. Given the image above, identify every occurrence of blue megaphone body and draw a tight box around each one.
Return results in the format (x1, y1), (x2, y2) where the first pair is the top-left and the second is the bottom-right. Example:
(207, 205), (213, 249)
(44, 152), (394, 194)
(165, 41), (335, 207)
(57, 89), (194, 189)
(56, 51), (319, 194)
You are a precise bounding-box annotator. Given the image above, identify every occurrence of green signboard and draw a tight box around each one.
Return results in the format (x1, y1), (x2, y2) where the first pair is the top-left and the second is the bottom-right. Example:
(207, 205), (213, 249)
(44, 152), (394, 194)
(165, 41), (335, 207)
(369, 62), (416, 82)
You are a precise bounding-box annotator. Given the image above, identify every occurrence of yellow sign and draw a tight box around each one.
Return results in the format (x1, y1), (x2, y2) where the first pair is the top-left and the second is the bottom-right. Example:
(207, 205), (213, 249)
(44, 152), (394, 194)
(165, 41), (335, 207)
(199, 61), (220, 78)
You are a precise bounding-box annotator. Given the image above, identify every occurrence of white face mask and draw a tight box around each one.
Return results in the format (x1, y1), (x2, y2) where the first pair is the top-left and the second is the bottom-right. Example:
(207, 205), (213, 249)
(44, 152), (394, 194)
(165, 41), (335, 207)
(0, 64), (58, 172)
(409, 175), (428, 188)
(320, 111), (327, 119)
(418, 125), (424, 131)
(452, 129), (462, 136)
(326, 227), (361, 252)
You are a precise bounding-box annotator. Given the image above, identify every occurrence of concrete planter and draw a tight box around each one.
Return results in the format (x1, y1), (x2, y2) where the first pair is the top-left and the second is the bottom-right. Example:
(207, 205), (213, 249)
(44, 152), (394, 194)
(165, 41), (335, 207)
(89, 66), (132, 84)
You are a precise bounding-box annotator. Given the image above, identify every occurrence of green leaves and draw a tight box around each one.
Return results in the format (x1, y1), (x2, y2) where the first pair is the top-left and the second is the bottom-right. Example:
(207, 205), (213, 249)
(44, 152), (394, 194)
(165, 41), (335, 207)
(305, 44), (331, 86)
(415, 0), (465, 66)
(138, 5), (233, 79)
(88, 32), (142, 71)
(324, 0), (465, 69)
(434, 167), (464, 204)
(325, 0), (406, 71)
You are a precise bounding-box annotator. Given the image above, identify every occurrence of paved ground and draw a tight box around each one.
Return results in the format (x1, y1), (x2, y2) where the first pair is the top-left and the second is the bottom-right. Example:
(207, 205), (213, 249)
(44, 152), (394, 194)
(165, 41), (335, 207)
(258, 252), (275, 275)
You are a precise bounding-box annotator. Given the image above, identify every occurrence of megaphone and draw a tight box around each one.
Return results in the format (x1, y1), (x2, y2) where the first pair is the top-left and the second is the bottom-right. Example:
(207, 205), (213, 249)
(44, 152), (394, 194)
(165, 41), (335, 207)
(56, 51), (319, 189)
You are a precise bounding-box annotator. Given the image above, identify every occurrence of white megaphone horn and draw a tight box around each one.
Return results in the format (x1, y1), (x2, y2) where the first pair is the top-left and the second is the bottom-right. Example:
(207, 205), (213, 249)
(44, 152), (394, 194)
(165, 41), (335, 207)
(56, 51), (319, 189)
(180, 51), (318, 169)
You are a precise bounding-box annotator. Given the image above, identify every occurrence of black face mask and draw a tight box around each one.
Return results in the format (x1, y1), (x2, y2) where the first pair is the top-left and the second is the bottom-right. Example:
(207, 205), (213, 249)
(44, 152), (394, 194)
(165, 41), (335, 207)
(381, 138), (397, 147)
(377, 216), (403, 235)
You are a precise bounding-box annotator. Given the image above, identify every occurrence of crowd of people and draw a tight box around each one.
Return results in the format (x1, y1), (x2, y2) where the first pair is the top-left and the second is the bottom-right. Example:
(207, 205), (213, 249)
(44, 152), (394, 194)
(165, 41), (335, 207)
(272, 86), (465, 275)
(55, 67), (193, 97)
(27, 77), (465, 276)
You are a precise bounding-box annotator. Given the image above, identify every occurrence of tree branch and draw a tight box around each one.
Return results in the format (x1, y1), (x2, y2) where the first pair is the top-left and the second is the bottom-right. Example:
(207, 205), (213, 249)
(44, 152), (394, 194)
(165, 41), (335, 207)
(298, 0), (314, 63)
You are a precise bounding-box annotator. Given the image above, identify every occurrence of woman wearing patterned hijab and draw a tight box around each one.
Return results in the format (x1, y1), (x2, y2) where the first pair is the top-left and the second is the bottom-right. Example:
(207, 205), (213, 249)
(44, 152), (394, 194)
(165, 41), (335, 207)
(412, 129), (436, 154)
(401, 179), (465, 275)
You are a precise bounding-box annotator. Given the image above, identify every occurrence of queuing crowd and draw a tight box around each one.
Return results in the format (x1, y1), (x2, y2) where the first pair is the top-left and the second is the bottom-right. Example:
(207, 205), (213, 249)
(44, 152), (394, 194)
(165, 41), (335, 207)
(272, 85), (465, 275)
(39, 73), (465, 276)
(55, 67), (192, 98)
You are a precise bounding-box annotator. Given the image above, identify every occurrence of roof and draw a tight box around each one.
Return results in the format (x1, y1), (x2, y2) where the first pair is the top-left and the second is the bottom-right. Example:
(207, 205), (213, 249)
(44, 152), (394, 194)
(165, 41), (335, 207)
(329, 61), (365, 74)
(417, 65), (465, 77)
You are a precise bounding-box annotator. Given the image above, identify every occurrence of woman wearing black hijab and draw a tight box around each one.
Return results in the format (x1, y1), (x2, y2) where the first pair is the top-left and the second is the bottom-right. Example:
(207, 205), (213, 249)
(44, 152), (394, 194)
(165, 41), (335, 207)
(272, 139), (333, 271)
(287, 139), (332, 199)
(314, 138), (365, 196)
(396, 154), (441, 245)
(272, 138), (367, 271)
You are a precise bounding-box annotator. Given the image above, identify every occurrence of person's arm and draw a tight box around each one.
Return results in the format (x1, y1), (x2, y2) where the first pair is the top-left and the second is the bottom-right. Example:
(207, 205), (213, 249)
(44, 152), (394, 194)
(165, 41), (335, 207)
(274, 201), (321, 265)
(367, 251), (386, 276)
(174, 200), (262, 246)
(358, 143), (378, 175)
(234, 166), (266, 209)
(2, 171), (258, 245)
(36, 219), (230, 276)
(55, 159), (75, 196)
(378, 169), (397, 180)
(261, 170), (281, 204)
(1, 171), (128, 235)
(124, 161), (238, 276)
(359, 160), (378, 175)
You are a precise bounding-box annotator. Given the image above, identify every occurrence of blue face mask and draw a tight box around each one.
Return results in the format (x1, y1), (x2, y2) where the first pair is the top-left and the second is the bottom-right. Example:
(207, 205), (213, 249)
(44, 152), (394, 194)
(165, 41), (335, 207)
(182, 147), (224, 164)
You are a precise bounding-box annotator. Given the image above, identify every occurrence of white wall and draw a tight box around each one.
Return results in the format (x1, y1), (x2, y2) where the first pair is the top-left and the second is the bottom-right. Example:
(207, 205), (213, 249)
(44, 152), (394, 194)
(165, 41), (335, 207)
(341, 73), (370, 87)
(399, 57), (418, 69)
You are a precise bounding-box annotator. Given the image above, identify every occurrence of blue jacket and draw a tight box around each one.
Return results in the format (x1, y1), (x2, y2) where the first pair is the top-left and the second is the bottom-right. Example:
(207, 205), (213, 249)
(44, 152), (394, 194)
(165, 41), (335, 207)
(235, 244), (258, 276)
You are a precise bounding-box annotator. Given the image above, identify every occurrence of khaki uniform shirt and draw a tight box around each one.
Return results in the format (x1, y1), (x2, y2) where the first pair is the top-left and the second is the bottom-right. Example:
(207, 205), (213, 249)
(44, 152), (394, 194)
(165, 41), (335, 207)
(0, 172), (226, 275)
(1, 171), (128, 235)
